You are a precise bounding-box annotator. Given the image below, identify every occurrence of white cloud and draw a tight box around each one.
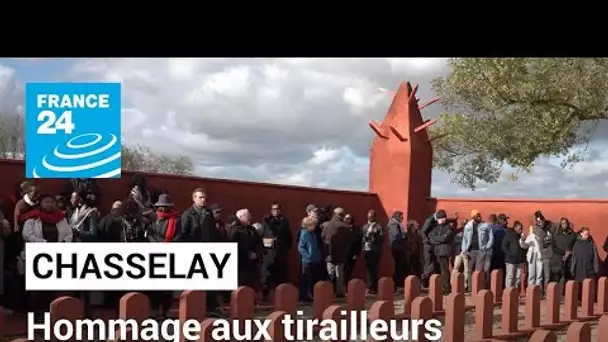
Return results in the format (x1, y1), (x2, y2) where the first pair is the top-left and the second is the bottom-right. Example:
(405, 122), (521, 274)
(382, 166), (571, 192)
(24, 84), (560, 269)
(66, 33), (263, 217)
(2, 58), (607, 198)
(309, 148), (339, 165)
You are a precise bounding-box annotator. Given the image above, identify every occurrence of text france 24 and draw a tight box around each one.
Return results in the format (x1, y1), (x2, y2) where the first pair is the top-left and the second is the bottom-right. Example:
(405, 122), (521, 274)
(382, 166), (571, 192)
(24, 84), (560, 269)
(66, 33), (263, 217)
(25, 82), (122, 179)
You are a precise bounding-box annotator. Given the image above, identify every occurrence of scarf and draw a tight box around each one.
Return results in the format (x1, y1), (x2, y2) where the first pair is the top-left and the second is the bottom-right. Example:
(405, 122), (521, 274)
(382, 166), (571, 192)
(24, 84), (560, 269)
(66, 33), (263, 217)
(21, 209), (65, 225)
(70, 205), (96, 231)
(156, 211), (178, 242)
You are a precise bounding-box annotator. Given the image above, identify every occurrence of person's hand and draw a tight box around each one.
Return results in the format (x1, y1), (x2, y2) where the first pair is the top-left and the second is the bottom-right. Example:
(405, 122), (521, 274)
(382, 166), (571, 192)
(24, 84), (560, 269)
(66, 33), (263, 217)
(249, 252), (257, 260)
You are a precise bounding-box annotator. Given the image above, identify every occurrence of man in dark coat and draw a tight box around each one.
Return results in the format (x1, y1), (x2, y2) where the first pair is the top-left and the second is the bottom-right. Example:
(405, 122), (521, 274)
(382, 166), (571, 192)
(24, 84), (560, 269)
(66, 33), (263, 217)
(230, 209), (264, 288)
(501, 221), (527, 289)
(388, 211), (406, 289)
(321, 207), (351, 297)
(101, 199), (147, 315)
(180, 188), (225, 317)
(404, 220), (424, 278)
(98, 201), (124, 243)
(550, 218), (576, 289)
(420, 210), (448, 288)
(260, 203), (293, 302)
(344, 213), (363, 286)
(361, 210), (383, 293)
(489, 214), (507, 286)
(210, 204), (229, 241)
(571, 228), (600, 282)
(181, 188), (218, 242)
(426, 210), (454, 292)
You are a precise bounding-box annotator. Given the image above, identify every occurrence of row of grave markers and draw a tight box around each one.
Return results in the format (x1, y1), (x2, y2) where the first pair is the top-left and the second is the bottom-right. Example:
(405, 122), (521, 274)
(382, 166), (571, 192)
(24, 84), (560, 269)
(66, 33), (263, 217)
(1, 269), (608, 341)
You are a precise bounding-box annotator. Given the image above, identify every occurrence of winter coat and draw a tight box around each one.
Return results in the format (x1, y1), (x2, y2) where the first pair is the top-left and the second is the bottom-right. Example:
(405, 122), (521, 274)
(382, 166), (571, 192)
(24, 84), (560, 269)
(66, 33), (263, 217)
(501, 228), (526, 264)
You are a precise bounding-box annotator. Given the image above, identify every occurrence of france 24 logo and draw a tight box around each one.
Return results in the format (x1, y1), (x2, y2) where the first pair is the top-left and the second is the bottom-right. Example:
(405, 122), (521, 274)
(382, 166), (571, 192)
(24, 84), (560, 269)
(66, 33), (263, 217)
(25, 82), (122, 179)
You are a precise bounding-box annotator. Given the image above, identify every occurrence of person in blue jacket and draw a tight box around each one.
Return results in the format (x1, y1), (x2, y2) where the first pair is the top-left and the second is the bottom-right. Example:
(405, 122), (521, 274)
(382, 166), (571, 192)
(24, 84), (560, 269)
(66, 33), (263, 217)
(298, 216), (321, 303)
(461, 210), (494, 289)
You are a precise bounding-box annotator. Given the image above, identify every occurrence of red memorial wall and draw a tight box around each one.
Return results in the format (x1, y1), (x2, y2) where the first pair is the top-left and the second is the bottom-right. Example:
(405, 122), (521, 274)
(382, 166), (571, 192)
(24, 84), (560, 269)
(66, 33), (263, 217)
(0, 159), (384, 284)
(2, 81), (608, 282)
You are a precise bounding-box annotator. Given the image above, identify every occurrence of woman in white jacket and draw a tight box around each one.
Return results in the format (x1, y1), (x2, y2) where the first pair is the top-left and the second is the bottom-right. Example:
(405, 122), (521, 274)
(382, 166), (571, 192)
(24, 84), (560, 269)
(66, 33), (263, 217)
(21, 194), (72, 321)
(22, 194), (72, 243)
(520, 225), (543, 287)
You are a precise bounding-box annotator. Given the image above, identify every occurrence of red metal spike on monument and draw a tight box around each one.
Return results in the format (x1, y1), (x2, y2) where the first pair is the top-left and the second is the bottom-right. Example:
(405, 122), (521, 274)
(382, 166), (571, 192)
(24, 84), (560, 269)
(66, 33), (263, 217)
(414, 118), (439, 133)
(389, 126), (408, 142)
(369, 120), (388, 139)
(419, 97), (440, 110)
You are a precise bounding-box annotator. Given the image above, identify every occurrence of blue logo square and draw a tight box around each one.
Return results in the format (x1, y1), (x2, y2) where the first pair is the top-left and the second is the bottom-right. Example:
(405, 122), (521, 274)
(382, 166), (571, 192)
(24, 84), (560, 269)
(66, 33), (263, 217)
(25, 82), (122, 179)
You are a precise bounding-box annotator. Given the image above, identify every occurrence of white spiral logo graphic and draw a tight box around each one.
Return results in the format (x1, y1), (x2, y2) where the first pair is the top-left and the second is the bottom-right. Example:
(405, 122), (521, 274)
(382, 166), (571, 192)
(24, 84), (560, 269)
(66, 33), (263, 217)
(32, 133), (121, 178)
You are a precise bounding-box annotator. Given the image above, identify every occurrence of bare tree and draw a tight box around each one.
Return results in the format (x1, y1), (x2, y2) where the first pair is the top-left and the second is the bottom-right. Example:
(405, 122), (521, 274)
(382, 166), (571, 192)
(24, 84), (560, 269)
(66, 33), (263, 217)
(121, 144), (195, 175)
(0, 113), (25, 159)
(0, 114), (194, 176)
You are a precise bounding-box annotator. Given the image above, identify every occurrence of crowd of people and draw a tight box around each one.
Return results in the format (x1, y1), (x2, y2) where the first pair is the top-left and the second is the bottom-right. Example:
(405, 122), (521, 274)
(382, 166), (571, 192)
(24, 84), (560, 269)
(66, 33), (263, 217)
(0, 176), (298, 320)
(421, 209), (603, 298)
(0, 175), (605, 324)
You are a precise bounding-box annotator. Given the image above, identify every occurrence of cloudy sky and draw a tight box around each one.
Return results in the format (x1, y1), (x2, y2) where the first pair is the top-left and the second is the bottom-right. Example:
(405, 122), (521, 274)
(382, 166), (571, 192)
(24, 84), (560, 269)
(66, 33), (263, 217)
(0, 58), (606, 198)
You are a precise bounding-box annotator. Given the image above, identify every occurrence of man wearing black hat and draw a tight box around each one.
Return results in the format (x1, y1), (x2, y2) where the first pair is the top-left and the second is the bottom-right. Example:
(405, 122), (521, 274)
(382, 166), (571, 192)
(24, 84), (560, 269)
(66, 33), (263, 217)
(210, 204), (228, 241)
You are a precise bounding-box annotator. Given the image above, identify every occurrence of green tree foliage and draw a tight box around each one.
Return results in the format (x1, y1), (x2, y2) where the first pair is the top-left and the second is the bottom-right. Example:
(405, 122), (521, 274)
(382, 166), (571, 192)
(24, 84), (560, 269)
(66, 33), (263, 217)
(0, 114), (195, 176)
(430, 58), (608, 189)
